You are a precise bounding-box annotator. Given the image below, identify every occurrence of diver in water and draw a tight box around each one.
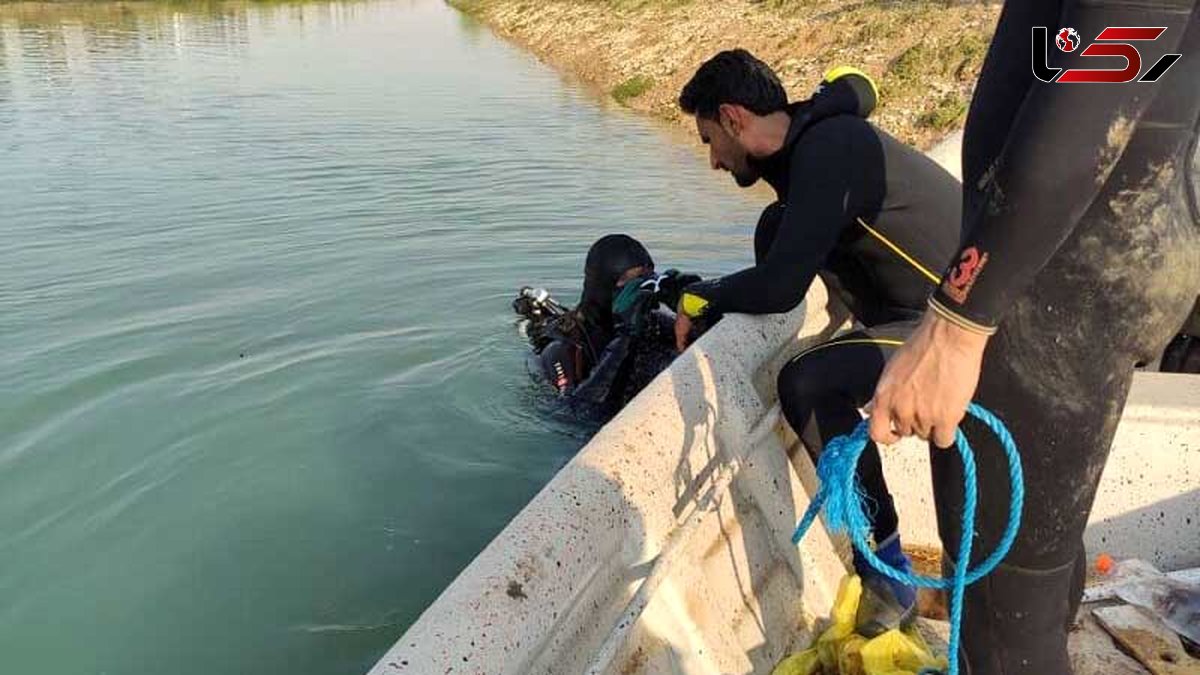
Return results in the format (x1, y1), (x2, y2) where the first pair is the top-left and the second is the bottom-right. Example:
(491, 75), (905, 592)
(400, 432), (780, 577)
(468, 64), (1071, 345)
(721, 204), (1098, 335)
(513, 234), (700, 419)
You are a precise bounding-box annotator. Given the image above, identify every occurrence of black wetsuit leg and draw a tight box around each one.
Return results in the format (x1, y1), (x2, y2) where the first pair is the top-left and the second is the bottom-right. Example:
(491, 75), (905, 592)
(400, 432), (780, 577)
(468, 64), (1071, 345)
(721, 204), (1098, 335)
(777, 321), (918, 543)
(938, 4), (1200, 673)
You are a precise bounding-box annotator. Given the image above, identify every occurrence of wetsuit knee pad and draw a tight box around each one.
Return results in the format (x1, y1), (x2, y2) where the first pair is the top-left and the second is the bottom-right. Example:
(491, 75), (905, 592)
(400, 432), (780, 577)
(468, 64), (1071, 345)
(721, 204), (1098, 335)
(778, 328), (909, 427)
(776, 349), (861, 429)
(776, 356), (822, 408)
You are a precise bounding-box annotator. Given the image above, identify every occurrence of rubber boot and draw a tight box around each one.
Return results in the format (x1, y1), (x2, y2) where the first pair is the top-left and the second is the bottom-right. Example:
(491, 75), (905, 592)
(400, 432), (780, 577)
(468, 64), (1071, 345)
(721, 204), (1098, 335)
(854, 533), (917, 636)
(946, 556), (1078, 675)
(1067, 548), (1087, 630)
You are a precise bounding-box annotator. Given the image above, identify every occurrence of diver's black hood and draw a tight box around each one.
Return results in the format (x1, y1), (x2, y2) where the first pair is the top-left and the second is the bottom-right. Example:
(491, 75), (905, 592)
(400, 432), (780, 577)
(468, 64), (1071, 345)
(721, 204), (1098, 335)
(578, 234), (654, 333)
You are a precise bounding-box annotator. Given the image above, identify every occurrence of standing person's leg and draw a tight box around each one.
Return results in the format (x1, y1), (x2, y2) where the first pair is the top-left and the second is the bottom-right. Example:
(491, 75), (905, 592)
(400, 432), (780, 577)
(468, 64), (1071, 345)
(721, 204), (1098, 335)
(932, 128), (1200, 675)
(932, 330), (1136, 675)
(935, 1), (1200, 670)
(1161, 297), (1200, 373)
(777, 321), (918, 600)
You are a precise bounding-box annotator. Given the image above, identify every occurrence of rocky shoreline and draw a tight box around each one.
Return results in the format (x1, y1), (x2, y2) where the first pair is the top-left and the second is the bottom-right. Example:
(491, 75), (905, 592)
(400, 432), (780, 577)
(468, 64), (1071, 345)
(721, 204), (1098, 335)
(449, 0), (1001, 149)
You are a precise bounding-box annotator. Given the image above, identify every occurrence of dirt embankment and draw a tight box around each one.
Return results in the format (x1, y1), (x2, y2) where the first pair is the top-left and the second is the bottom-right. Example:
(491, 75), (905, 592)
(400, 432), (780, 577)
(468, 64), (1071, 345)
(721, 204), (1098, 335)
(449, 0), (1001, 149)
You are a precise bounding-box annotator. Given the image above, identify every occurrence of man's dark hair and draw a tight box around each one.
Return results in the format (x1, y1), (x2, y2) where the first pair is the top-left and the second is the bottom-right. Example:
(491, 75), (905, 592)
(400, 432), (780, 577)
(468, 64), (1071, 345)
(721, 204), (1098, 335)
(679, 49), (788, 120)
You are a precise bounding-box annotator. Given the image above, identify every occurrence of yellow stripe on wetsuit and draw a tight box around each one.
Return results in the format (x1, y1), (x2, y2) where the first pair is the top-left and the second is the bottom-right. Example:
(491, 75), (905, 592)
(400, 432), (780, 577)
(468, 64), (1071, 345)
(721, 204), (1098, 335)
(855, 217), (941, 284)
(790, 337), (906, 362)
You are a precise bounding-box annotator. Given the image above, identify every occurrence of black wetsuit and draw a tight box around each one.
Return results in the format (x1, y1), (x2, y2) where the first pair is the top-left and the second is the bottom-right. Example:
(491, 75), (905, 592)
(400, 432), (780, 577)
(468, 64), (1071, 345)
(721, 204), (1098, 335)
(530, 308), (676, 416)
(525, 235), (696, 419)
(685, 105), (964, 546)
(1161, 299), (1200, 371)
(926, 3), (1199, 673)
(686, 111), (962, 326)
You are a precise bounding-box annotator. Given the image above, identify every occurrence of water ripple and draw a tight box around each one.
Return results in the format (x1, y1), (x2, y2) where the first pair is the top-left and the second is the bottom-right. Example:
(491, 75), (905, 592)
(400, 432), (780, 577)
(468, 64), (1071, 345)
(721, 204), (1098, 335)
(0, 2), (759, 674)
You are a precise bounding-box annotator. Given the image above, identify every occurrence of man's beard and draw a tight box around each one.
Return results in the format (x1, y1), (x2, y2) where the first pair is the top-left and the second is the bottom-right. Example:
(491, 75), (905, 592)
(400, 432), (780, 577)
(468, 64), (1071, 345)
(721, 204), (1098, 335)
(732, 166), (760, 188)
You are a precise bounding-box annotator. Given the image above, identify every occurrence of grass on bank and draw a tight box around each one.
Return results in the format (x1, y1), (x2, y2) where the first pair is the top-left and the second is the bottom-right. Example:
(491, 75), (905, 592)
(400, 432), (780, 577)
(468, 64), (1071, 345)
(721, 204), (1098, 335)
(447, 0), (1002, 146)
(885, 31), (989, 131)
(611, 75), (654, 105)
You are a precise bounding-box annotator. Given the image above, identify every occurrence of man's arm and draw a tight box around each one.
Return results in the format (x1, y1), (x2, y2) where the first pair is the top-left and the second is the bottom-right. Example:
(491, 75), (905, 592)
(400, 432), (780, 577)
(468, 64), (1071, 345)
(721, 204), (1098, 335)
(538, 339), (582, 395)
(931, 13), (1191, 331)
(679, 115), (880, 322)
(869, 5), (1195, 446)
(754, 201), (786, 265)
(570, 334), (633, 404)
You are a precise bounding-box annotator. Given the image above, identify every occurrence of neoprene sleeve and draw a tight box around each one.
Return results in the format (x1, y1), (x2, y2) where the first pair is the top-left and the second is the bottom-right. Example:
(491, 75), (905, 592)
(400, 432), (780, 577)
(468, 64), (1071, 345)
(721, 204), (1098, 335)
(930, 1), (1198, 330)
(683, 115), (881, 316)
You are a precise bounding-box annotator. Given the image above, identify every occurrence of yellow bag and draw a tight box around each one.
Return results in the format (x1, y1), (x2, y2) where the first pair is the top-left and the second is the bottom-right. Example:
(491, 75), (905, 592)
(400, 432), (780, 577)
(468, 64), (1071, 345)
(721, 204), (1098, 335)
(772, 574), (949, 675)
(772, 649), (821, 675)
(816, 575), (862, 670)
(836, 635), (867, 675)
(860, 628), (947, 673)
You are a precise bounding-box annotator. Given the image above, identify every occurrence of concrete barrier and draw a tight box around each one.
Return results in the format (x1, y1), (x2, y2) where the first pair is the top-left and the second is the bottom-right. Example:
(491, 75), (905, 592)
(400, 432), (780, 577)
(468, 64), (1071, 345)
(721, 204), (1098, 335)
(369, 285), (858, 675)
(368, 132), (1199, 674)
(369, 275), (1200, 675)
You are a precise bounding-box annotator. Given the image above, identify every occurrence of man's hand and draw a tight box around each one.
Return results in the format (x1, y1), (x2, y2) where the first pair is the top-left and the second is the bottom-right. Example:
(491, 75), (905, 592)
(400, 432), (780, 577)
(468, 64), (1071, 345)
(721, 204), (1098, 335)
(675, 311), (693, 353)
(612, 277), (656, 337)
(654, 270), (702, 311)
(868, 310), (991, 448)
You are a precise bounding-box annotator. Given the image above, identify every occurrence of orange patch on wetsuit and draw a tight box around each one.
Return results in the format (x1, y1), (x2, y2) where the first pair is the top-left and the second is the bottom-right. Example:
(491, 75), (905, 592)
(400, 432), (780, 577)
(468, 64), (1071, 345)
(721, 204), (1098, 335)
(942, 246), (989, 304)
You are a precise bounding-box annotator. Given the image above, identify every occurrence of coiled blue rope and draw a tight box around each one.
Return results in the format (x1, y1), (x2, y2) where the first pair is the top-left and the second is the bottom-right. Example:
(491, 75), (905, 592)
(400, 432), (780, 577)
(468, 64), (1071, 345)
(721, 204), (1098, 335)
(790, 403), (1024, 675)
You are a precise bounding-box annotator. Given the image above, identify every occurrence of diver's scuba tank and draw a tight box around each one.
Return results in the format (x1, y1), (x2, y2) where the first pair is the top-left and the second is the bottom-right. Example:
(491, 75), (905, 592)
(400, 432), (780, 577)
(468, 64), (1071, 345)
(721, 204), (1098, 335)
(513, 286), (569, 351)
(513, 286), (567, 319)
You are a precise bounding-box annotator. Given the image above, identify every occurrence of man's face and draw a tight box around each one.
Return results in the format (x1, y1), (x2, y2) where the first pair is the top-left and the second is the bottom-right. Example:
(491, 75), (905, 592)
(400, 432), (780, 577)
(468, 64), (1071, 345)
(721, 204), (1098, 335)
(696, 113), (759, 188)
(615, 265), (651, 288)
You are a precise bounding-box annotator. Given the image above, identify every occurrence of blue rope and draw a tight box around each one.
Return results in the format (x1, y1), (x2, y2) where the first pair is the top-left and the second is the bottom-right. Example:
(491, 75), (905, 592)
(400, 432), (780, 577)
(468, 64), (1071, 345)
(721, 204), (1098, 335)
(790, 403), (1024, 675)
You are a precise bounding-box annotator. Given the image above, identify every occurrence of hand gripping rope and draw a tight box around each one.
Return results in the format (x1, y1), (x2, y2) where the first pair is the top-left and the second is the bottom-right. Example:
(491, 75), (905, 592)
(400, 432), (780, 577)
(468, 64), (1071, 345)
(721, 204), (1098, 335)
(791, 403), (1024, 675)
